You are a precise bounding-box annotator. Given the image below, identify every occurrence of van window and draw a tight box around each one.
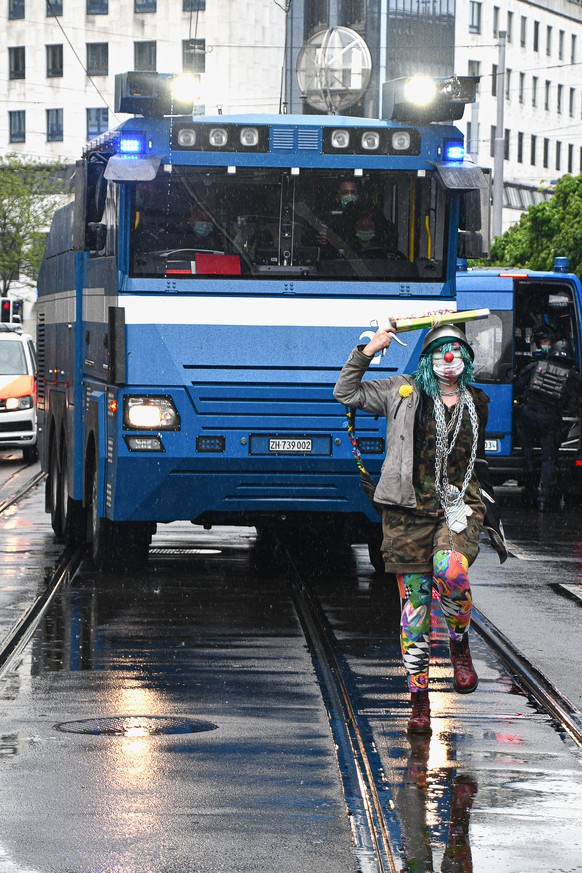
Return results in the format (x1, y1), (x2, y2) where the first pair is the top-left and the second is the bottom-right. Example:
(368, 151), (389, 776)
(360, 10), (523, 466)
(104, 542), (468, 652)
(0, 340), (26, 375)
(465, 311), (513, 382)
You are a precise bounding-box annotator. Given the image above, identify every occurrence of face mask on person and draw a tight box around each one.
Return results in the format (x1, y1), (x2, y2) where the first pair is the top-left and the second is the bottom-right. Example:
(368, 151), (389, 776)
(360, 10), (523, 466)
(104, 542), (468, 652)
(356, 229), (375, 242)
(194, 221), (213, 237)
(340, 194), (358, 207)
(432, 343), (465, 382)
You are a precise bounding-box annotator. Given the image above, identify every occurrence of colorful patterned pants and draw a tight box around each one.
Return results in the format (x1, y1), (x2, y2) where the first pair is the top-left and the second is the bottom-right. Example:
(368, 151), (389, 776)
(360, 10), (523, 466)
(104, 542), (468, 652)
(396, 549), (472, 692)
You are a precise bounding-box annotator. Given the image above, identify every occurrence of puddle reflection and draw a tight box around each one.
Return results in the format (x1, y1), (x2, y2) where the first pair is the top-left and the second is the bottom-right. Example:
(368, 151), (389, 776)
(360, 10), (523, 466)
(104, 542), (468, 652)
(396, 733), (477, 873)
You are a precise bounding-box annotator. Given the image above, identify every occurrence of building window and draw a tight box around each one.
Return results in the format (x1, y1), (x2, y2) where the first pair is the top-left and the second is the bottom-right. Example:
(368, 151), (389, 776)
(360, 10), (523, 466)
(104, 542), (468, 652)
(504, 129), (510, 160)
(490, 125), (496, 159)
(519, 73), (525, 104)
(182, 38), (205, 73)
(533, 21), (539, 52)
(546, 26), (552, 56)
(568, 143), (574, 174)
(87, 107), (108, 138)
(557, 84), (563, 114)
(559, 30), (564, 60)
(135, 0), (156, 10)
(46, 44), (63, 77)
(570, 88), (575, 117)
(517, 131), (523, 163)
(505, 69), (511, 101)
(86, 43), (108, 75)
(531, 135), (537, 166)
(556, 141), (561, 171)
(532, 76), (538, 107)
(8, 110), (25, 143)
(47, 0), (63, 13)
(469, 1), (481, 34)
(543, 138), (549, 168)
(87, 0), (108, 12)
(134, 41), (156, 71)
(520, 15), (526, 47)
(572, 35), (577, 65)
(545, 80), (550, 111)
(8, 47), (25, 80)
(507, 11), (513, 42)
(468, 60), (480, 97)
(46, 108), (63, 141)
(491, 64), (497, 97)
(8, 0), (24, 18)
(493, 5), (499, 37)
(183, 1), (206, 9)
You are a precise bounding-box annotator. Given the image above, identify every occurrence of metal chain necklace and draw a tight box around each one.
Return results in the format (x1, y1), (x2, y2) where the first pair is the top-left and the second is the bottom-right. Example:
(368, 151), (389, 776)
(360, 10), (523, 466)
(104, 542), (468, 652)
(433, 389), (479, 540)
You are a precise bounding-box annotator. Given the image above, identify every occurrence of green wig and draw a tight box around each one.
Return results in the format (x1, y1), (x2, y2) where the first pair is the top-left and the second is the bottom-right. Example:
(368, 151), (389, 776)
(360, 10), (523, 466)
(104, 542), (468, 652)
(412, 341), (475, 398)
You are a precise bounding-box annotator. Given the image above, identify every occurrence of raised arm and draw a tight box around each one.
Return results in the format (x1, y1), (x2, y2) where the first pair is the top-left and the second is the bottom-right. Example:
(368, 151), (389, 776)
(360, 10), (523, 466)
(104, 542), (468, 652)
(333, 327), (395, 416)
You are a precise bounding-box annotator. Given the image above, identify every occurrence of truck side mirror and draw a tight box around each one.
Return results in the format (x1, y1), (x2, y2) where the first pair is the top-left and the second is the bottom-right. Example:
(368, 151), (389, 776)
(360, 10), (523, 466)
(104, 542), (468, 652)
(85, 222), (107, 252)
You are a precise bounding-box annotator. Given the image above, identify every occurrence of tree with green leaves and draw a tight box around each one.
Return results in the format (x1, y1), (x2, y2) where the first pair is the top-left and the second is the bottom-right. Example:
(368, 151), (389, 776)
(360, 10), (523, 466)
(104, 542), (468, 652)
(490, 174), (582, 274)
(0, 155), (69, 297)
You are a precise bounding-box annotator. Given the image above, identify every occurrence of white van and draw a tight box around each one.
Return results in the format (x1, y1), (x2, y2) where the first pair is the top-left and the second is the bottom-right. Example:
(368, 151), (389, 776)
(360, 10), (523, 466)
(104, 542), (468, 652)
(0, 324), (38, 463)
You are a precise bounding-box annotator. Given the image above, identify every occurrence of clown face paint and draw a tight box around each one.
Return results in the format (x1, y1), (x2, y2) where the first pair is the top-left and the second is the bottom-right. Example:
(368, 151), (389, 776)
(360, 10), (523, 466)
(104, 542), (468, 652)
(432, 342), (465, 383)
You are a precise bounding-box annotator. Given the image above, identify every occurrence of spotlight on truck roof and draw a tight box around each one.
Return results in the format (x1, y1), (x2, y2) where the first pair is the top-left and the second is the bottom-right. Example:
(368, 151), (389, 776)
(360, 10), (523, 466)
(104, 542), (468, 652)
(114, 72), (195, 117)
(382, 75), (479, 123)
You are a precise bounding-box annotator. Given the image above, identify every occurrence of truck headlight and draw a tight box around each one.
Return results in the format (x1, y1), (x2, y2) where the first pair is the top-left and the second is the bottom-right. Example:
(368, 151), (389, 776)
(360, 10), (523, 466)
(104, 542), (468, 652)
(123, 396), (180, 430)
(5, 395), (33, 411)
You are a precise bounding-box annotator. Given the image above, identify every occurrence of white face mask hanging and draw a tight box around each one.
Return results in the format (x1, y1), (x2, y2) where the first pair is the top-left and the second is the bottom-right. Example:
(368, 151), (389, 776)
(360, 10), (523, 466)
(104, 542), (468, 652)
(432, 343), (465, 383)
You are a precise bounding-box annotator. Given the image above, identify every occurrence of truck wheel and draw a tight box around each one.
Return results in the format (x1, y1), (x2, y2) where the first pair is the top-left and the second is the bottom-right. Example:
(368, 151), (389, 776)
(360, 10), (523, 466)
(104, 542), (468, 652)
(59, 443), (86, 547)
(49, 441), (64, 540)
(89, 465), (150, 572)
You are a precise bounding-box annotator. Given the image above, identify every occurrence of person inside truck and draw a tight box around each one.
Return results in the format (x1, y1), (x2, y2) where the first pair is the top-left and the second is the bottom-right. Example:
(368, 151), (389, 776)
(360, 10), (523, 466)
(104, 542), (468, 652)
(514, 339), (582, 510)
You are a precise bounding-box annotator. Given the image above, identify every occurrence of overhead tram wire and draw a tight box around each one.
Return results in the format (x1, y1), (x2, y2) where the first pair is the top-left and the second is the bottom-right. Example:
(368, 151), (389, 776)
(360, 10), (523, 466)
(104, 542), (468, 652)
(45, 0), (118, 121)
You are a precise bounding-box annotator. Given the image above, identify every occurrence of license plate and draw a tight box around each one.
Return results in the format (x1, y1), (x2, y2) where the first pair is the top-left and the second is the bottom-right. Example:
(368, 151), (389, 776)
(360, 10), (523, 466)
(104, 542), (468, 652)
(269, 438), (312, 453)
(485, 439), (499, 452)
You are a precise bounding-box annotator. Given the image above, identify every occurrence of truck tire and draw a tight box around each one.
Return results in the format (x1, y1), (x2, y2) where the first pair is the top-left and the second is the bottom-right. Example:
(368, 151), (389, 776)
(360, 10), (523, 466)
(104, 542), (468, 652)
(59, 442), (85, 548)
(49, 440), (64, 540)
(89, 465), (150, 572)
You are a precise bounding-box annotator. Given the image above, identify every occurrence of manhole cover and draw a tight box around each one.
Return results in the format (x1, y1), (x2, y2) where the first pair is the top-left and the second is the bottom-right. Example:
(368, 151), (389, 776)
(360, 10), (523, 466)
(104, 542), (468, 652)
(54, 716), (218, 736)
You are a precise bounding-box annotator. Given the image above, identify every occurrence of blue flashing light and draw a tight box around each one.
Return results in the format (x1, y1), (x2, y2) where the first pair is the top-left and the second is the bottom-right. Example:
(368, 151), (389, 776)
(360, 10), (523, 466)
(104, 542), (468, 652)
(553, 256), (569, 273)
(445, 141), (465, 162)
(119, 135), (145, 155)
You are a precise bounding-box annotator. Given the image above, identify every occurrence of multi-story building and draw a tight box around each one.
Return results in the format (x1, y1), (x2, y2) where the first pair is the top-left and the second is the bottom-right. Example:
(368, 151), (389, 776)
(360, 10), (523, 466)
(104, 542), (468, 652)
(2, 0), (286, 162)
(456, 0), (582, 233)
(3, 0), (582, 233)
(285, 0), (582, 233)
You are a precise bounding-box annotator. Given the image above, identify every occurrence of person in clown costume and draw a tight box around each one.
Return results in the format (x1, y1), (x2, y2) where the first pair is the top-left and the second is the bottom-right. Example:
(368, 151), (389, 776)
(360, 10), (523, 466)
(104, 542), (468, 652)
(334, 322), (496, 734)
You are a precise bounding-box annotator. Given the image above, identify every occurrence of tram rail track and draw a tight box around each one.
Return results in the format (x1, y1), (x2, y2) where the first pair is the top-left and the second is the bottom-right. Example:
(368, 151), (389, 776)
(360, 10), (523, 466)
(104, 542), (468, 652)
(282, 547), (582, 871)
(0, 546), (84, 680)
(472, 606), (582, 748)
(0, 467), (45, 516)
(1, 517), (581, 870)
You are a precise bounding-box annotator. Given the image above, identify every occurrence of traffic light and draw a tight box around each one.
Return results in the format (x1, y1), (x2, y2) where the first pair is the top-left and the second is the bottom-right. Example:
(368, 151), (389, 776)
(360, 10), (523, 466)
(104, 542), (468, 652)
(0, 299), (22, 322)
(11, 300), (22, 322)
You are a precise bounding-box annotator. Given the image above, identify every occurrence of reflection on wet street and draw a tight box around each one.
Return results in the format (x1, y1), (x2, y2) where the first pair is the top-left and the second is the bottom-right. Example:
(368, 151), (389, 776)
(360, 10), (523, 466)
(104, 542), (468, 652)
(0, 486), (582, 871)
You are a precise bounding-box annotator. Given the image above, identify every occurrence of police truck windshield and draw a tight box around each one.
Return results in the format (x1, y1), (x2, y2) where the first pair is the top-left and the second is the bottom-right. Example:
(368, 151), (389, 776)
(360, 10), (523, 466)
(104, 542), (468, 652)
(129, 167), (447, 281)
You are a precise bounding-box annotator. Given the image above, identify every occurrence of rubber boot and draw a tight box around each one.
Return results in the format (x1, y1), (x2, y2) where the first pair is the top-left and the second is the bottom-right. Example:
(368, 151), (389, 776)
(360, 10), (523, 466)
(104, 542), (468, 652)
(407, 689), (431, 734)
(449, 635), (478, 694)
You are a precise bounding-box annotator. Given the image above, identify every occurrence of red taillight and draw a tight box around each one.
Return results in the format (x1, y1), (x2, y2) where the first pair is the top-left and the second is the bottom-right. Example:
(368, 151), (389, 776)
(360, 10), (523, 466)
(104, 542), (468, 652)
(575, 459), (582, 467)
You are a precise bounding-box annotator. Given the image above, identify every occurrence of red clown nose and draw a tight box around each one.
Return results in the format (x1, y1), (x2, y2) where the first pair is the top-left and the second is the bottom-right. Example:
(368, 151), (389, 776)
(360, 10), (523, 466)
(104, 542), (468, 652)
(444, 351), (455, 362)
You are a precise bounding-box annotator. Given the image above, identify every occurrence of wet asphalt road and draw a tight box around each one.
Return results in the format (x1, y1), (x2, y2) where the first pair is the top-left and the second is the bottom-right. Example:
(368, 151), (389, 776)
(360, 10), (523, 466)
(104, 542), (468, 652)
(0, 454), (582, 872)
